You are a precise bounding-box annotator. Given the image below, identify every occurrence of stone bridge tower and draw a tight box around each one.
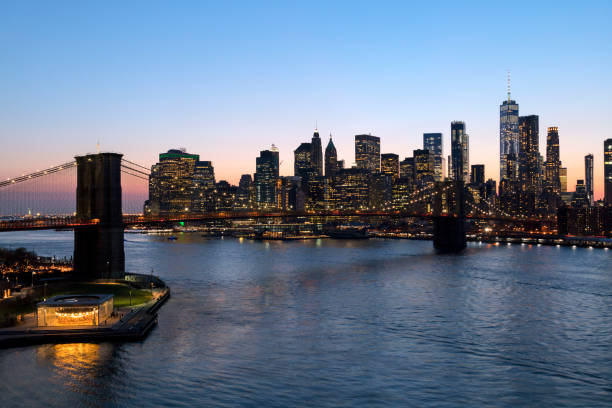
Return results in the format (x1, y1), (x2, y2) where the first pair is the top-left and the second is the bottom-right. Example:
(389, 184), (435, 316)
(73, 153), (125, 279)
(432, 180), (466, 251)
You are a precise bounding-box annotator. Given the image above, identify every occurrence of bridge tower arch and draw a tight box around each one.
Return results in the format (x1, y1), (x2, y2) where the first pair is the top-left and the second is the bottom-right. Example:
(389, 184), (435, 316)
(74, 153), (125, 279)
(432, 180), (467, 251)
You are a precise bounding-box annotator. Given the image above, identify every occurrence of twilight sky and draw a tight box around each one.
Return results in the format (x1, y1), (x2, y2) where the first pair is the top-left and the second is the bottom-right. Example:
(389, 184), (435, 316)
(1, 1), (611, 198)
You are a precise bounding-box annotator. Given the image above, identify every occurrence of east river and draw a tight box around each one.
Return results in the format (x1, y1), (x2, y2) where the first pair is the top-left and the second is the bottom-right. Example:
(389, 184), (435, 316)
(0, 231), (611, 407)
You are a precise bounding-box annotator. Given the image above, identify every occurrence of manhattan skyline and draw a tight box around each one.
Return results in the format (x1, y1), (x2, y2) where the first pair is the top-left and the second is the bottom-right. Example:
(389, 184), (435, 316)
(1, 1), (611, 199)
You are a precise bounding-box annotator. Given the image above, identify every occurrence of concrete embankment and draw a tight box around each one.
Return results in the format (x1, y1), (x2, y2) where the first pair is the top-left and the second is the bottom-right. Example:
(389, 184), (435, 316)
(0, 285), (170, 349)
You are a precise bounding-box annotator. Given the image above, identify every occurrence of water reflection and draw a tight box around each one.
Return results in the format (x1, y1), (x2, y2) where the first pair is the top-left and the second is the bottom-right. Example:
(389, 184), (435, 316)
(34, 343), (123, 406)
(0, 232), (610, 407)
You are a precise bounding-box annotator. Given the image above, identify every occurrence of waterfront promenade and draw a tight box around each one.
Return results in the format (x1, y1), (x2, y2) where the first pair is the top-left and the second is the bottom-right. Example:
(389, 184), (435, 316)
(0, 286), (170, 348)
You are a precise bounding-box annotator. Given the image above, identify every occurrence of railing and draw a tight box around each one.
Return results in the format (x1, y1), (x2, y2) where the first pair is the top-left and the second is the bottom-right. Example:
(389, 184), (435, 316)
(0, 210), (556, 232)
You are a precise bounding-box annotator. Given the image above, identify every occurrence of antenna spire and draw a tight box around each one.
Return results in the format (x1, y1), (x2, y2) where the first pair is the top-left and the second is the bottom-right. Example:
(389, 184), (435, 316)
(97, 140), (100, 154)
(507, 70), (511, 102)
(315, 120), (318, 131)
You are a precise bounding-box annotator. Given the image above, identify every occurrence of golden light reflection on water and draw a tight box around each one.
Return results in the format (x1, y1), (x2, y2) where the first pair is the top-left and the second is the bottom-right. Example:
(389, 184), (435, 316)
(36, 343), (113, 381)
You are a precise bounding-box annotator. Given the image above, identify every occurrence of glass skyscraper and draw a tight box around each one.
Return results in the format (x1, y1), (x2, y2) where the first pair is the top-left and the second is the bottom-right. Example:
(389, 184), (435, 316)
(381, 153), (399, 182)
(148, 149), (200, 215)
(294, 142), (314, 180)
(324, 135), (338, 177)
(423, 133), (443, 181)
(255, 147), (279, 209)
(605, 138), (612, 204)
(518, 115), (540, 216)
(585, 154), (594, 205)
(545, 127), (561, 194)
(311, 130), (323, 177)
(451, 121), (468, 183)
(500, 93), (519, 182)
(355, 134), (380, 173)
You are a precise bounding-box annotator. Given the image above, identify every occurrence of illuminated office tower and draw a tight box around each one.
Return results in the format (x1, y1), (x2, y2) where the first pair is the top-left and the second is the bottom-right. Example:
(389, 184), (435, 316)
(571, 180), (589, 207)
(414, 149), (435, 186)
(447, 155), (452, 179)
(214, 180), (237, 211)
(325, 135), (339, 177)
(148, 148), (199, 214)
(585, 154), (593, 205)
(311, 129), (323, 177)
(381, 153), (399, 182)
(470, 164), (485, 185)
(355, 134), (380, 172)
(369, 172), (392, 210)
(560, 166), (568, 192)
(605, 139), (612, 204)
(462, 133), (469, 183)
(423, 133), (443, 181)
(192, 160), (216, 212)
(400, 157), (415, 181)
(294, 142), (314, 180)
(540, 126), (562, 214)
(451, 121), (468, 182)
(236, 174), (255, 210)
(500, 74), (519, 181)
(332, 168), (369, 211)
(544, 127), (561, 194)
(518, 115), (540, 216)
(255, 147), (279, 209)
(276, 176), (303, 211)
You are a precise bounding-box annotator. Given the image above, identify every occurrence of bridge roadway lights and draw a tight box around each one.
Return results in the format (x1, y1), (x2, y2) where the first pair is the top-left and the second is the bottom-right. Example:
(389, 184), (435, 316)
(433, 216), (467, 252)
(74, 153), (125, 279)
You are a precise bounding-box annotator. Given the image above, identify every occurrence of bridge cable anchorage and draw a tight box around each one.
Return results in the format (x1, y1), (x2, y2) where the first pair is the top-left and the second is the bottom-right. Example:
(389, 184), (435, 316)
(0, 161), (77, 188)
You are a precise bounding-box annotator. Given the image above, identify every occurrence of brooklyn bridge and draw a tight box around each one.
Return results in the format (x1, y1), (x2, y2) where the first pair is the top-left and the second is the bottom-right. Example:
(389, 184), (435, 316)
(0, 153), (554, 278)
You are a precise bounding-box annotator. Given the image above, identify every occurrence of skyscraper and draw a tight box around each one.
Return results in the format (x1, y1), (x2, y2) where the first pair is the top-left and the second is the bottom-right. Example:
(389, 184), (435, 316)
(236, 174), (255, 210)
(294, 142), (313, 179)
(414, 149), (434, 186)
(500, 76), (519, 182)
(518, 115), (540, 216)
(400, 157), (415, 182)
(311, 129), (323, 177)
(255, 147), (279, 208)
(423, 133), (443, 181)
(324, 135), (338, 177)
(462, 133), (470, 183)
(560, 167), (568, 192)
(332, 168), (369, 211)
(355, 134), (380, 172)
(193, 160), (216, 212)
(381, 153), (399, 182)
(571, 180), (589, 207)
(585, 154), (594, 205)
(451, 121), (468, 183)
(148, 148), (199, 214)
(470, 164), (485, 185)
(544, 127), (561, 194)
(605, 139), (612, 204)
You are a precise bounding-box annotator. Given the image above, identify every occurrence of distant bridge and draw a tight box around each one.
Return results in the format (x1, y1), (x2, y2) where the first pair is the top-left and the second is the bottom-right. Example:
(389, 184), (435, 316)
(0, 153), (554, 279)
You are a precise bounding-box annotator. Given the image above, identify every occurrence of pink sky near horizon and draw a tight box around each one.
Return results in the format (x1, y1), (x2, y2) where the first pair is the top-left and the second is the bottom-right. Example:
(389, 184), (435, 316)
(0, 123), (607, 201)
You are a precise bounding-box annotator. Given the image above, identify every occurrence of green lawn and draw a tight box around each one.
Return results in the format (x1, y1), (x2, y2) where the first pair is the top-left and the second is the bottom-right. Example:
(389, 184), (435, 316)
(49, 282), (153, 308)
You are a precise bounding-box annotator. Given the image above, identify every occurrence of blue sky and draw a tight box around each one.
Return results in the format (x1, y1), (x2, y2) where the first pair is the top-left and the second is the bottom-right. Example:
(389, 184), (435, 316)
(1, 1), (611, 197)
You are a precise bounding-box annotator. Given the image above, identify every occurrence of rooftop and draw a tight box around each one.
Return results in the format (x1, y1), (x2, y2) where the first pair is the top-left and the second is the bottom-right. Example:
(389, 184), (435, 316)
(38, 294), (113, 307)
